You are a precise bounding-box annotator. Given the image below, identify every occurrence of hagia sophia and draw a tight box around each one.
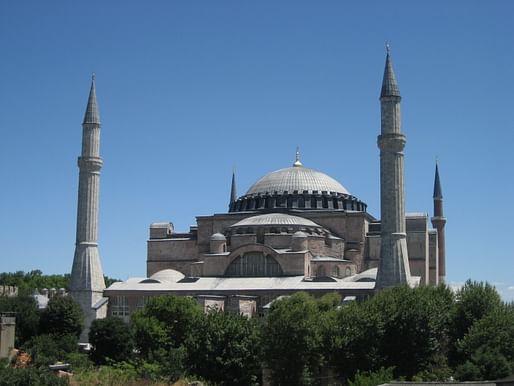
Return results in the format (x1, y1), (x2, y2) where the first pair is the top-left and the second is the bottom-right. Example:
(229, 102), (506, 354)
(68, 49), (447, 338)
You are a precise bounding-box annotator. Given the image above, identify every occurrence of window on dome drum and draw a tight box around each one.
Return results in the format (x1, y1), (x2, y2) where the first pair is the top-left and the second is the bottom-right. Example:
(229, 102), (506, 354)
(225, 252), (283, 277)
(332, 266), (340, 277)
(345, 267), (352, 277)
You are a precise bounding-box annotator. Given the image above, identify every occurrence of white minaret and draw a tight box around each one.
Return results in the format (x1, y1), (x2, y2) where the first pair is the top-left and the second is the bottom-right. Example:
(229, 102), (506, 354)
(375, 47), (411, 289)
(70, 75), (107, 341)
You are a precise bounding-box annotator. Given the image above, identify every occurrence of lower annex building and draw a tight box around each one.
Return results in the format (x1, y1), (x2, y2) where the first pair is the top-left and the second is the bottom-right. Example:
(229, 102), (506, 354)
(100, 49), (447, 320)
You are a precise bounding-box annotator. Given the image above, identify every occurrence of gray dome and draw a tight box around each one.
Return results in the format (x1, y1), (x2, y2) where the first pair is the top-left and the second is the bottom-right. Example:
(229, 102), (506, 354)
(150, 269), (185, 283)
(210, 232), (226, 241)
(246, 165), (349, 196)
(231, 213), (320, 228)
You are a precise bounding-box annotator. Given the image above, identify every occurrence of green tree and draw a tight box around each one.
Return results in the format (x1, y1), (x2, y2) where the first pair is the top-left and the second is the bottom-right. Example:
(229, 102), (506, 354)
(22, 333), (78, 367)
(132, 295), (202, 355)
(89, 317), (133, 364)
(348, 367), (395, 386)
(449, 280), (502, 366)
(39, 295), (84, 338)
(187, 310), (262, 386)
(0, 365), (68, 386)
(328, 300), (385, 380)
(0, 270), (69, 295)
(370, 285), (454, 378)
(329, 286), (454, 381)
(263, 292), (331, 385)
(131, 295), (203, 381)
(455, 306), (514, 380)
(0, 294), (40, 345)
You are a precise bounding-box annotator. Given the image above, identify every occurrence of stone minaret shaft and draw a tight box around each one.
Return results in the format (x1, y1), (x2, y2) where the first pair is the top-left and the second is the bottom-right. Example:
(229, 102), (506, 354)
(431, 163), (446, 283)
(375, 49), (411, 289)
(70, 76), (106, 340)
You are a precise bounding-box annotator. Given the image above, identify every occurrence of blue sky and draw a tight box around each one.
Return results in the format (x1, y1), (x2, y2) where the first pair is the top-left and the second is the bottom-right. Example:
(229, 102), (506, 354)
(1, 1), (513, 299)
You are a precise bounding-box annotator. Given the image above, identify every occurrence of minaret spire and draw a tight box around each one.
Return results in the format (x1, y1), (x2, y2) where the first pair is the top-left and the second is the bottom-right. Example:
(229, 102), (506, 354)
(83, 74), (100, 125)
(375, 47), (411, 289)
(431, 161), (447, 283)
(229, 169), (237, 208)
(380, 44), (401, 98)
(433, 161), (443, 199)
(70, 76), (107, 341)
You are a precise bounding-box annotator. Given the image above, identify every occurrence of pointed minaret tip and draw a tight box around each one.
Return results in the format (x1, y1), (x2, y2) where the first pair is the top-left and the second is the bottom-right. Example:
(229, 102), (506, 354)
(433, 161), (443, 199)
(83, 74), (100, 125)
(293, 146), (303, 167)
(380, 44), (401, 98)
(230, 169), (237, 205)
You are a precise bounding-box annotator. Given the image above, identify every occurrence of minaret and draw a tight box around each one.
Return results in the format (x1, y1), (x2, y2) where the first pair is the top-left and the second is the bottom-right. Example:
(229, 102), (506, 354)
(431, 162), (446, 283)
(70, 75), (107, 341)
(229, 170), (237, 210)
(375, 47), (411, 289)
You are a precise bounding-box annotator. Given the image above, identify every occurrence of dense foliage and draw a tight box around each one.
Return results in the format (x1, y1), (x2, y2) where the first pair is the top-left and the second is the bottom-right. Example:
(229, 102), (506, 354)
(89, 317), (133, 365)
(0, 270), (120, 294)
(39, 296), (84, 337)
(0, 294), (40, 345)
(0, 363), (68, 386)
(0, 270), (69, 295)
(2, 279), (514, 385)
(22, 333), (79, 367)
(264, 292), (338, 385)
(187, 310), (262, 385)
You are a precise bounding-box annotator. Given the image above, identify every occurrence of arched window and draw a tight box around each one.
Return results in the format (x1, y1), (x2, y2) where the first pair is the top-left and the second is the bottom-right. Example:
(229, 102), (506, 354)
(332, 266), (340, 278)
(345, 266), (352, 277)
(225, 252), (283, 277)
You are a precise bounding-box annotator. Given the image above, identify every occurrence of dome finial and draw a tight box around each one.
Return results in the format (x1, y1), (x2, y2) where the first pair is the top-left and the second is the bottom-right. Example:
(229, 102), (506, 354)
(293, 146), (302, 167)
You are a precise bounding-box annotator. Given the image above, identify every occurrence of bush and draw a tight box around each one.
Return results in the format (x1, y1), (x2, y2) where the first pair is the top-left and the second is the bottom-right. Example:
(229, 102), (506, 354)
(89, 317), (133, 365)
(187, 310), (262, 385)
(0, 366), (68, 386)
(0, 295), (40, 345)
(39, 296), (84, 338)
(22, 333), (78, 367)
(348, 367), (395, 386)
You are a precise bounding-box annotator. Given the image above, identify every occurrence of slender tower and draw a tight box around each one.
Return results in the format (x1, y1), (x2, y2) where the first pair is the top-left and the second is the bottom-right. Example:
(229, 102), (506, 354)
(431, 162), (446, 283)
(70, 75), (107, 341)
(375, 47), (411, 289)
(229, 170), (237, 210)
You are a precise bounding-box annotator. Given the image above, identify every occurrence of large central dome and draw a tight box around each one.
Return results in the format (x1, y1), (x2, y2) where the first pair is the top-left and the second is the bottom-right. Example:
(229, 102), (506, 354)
(229, 155), (367, 213)
(246, 164), (349, 196)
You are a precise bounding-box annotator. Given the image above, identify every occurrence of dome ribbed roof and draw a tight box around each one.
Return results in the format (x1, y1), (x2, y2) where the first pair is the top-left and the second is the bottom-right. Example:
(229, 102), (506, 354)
(246, 165), (349, 196)
(231, 213), (320, 228)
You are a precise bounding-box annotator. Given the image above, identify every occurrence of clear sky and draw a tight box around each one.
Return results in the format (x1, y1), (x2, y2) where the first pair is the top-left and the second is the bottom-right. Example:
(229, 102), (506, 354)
(1, 1), (513, 299)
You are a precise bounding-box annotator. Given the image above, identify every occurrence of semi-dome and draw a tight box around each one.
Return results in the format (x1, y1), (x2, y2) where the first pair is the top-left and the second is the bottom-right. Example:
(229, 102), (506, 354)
(229, 213), (328, 236)
(149, 269), (185, 283)
(229, 155), (367, 213)
(246, 165), (349, 196)
(231, 213), (320, 228)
